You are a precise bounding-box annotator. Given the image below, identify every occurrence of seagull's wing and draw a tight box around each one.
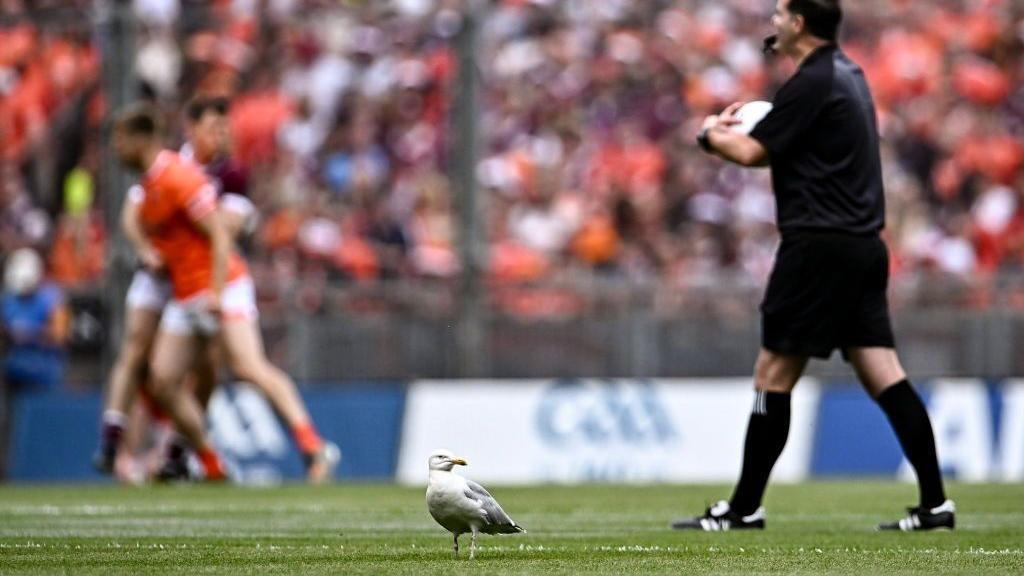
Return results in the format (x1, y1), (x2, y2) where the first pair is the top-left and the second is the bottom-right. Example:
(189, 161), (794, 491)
(464, 479), (525, 534)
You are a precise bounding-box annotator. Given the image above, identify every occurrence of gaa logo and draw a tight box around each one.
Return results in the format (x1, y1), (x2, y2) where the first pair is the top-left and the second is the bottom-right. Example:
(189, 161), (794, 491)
(535, 379), (677, 447)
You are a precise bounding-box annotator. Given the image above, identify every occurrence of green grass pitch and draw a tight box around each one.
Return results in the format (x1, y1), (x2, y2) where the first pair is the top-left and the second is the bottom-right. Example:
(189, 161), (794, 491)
(1, 481), (1021, 574)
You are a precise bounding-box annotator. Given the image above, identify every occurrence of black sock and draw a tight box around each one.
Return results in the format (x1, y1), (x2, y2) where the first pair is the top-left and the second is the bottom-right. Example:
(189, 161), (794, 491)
(729, 390), (791, 516)
(166, 436), (190, 465)
(876, 379), (946, 509)
(100, 411), (125, 457)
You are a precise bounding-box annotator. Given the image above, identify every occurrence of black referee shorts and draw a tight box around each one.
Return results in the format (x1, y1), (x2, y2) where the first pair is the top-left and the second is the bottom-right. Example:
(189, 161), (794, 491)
(761, 230), (896, 360)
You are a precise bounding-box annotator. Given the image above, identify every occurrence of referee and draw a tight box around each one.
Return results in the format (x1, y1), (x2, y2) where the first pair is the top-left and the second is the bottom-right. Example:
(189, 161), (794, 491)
(672, 0), (953, 531)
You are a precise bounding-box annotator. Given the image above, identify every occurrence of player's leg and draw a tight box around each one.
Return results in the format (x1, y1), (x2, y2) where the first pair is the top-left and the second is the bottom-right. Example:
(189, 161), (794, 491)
(148, 307), (227, 480)
(220, 317), (338, 481)
(846, 347), (953, 530)
(104, 306), (160, 417)
(217, 277), (338, 482)
(152, 342), (220, 481)
(221, 318), (309, 425)
(149, 370), (208, 481)
(94, 303), (161, 473)
(114, 400), (150, 484)
(147, 330), (202, 445)
(129, 390), (177, 479)
(191, 337), (221, 411)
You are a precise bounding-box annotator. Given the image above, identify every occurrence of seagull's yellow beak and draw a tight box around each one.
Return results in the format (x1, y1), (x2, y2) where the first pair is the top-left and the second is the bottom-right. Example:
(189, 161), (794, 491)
(450, 457), (468, 466)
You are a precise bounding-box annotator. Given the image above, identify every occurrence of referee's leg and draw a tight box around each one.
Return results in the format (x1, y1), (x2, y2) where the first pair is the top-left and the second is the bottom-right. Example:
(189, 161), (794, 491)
(846, 346), (905, 397)
(847, 347), (947, 510)
(728, 348), (808, 516)
(754, 348), (808, 393)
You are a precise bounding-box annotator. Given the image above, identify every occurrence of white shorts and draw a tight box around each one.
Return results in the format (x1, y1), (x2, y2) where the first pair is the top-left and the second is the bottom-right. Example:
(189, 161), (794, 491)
(126, 269), (173, 311)
(159, 276), (259, 336)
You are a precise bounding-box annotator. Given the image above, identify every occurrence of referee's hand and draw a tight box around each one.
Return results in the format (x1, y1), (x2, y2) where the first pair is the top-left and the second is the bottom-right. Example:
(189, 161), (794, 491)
(703, 102), (743, 131)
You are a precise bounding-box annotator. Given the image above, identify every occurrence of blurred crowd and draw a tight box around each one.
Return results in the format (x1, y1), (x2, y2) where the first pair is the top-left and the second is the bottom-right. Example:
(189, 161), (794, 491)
(475, 0), (1024, 301)
(1, 0), (1023, 312)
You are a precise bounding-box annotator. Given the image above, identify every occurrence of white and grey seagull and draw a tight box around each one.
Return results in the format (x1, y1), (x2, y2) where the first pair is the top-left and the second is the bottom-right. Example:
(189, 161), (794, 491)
(425, 449), (525, 559)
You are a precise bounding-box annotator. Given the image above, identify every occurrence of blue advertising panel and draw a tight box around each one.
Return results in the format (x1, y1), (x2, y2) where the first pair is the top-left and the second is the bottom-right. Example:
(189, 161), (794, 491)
(7, 382), (406, 482)
(811, 379), (1023, 481)
(8, 389), (105, 481)
(7, 378), (1024, 483)
(809, 382), (905, 475)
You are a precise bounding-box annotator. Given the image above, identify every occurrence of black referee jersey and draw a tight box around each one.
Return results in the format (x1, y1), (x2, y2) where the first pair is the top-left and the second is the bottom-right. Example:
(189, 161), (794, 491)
(750, 44), (885, 236)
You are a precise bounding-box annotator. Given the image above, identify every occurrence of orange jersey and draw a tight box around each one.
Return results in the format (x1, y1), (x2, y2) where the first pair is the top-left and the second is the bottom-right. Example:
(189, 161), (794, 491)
(138, 151), (247, 299)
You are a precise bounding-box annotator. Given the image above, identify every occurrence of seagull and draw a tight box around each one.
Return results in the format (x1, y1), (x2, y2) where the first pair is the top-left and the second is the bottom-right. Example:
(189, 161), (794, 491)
(425, 449), (525, 559)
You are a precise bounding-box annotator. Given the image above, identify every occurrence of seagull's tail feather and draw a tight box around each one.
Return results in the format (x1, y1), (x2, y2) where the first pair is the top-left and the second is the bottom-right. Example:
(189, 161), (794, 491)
(482, 522), (525, 535)
(497, 523), (526, 534)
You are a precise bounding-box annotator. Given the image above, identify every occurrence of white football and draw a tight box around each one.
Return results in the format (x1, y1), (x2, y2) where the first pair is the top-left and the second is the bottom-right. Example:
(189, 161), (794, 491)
(730, 100), (773, 134)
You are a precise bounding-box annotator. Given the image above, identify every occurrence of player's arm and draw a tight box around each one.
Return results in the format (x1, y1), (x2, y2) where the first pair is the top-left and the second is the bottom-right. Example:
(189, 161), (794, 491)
(120, 186), (163, 270)
(191, 207), (230, 307)
(178, 167), (229, 308)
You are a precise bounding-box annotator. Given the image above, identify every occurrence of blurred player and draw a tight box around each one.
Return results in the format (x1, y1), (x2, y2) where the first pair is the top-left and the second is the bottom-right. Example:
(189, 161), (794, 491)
(108, 104), (229, 481)
(183, 96), (339, 482)
(178, 96), (339, 481)
(93, 98), (246, 476)
(102, 101), (339, 482)
(91, 180), (182, 481)
(180, 97), (256, 247)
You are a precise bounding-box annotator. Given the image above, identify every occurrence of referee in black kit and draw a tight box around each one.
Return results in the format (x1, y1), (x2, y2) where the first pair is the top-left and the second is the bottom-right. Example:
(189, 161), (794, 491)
(672, 0), (954, 531)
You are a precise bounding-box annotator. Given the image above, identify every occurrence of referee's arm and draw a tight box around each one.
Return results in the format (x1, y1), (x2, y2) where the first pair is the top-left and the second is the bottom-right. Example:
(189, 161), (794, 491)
(700, 125), (768, 167)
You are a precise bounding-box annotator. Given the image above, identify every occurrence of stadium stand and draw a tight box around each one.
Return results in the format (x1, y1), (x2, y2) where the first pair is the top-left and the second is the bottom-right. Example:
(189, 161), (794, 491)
(0, 0), (1022, 380)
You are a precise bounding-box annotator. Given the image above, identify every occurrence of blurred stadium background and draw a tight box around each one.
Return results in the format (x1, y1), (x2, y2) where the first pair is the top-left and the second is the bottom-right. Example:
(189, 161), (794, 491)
(0, 0), (1023, 485)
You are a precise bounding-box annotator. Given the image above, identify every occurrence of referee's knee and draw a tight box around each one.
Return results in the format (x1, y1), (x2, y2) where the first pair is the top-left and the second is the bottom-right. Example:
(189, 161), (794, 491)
(753, 349), (805, 393)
